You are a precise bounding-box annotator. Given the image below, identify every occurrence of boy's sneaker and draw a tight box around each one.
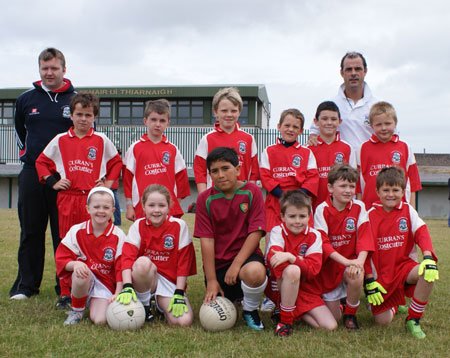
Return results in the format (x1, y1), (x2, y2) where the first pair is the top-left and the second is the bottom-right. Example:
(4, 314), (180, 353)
(10, 293), (29, 300)
(397, 305), (408, 313)
(56, 295), (72, 310)
(274, 322), (293, 338)
(271, 307), (281, 323)
(64, 310), (84, 325)
(343, 314), (360, 331)
(405, 318), (426, 339)
(243, 310), (264, 330)
(260, 297), (275, 312)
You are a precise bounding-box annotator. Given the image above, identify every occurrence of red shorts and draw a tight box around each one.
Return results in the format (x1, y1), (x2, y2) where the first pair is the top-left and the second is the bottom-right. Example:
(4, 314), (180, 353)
(370, 259), (418, 315)
(57, 191), (90, 238)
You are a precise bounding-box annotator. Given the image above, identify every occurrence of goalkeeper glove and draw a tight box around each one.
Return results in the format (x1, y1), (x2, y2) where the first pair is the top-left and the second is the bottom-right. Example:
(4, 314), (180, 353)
(364, 278), (387, 306)
(168, 289), (188, 317)
(116, 283), (137, 305)
(418, 256), (439, 282)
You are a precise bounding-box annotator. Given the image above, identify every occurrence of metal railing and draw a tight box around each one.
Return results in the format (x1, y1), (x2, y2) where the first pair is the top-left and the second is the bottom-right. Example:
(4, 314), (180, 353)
(0, 125), (309, 166)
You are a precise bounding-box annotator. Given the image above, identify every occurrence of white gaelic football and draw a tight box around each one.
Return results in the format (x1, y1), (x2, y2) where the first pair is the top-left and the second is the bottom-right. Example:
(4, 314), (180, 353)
(106, 300), (145, 331)
(199, 296), (237, 331)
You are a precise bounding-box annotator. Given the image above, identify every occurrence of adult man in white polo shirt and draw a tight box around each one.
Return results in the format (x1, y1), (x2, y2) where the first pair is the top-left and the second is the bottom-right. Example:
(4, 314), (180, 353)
(309, 51), (378, 149)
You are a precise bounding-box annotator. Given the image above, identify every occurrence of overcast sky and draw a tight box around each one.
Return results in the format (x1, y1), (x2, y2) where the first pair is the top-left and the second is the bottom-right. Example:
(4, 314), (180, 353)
(2, 0), (450, 153)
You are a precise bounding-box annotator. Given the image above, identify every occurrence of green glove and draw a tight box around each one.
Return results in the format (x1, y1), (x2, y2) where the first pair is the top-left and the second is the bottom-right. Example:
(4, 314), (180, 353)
(418, 256), (439, 282)
(116, 284), (137, 305)
(168, 289), (188, 317)
(364, 278), (387, 306)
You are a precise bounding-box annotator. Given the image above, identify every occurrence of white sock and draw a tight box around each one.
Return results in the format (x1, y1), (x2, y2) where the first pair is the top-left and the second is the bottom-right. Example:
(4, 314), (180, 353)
(136, 289), (151, 306)
(241, 276), (268, 312)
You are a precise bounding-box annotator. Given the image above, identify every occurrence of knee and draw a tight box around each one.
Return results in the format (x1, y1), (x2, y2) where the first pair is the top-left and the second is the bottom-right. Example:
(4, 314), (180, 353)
(324, 320), (338, 331)
(374, 312), (393, 325)
(282, 265), (301, 282)
(71, 272), (92, 287)
(91, 314), (107, 326)
(241, 263), (267, 287)
(133, 256), (155, 276)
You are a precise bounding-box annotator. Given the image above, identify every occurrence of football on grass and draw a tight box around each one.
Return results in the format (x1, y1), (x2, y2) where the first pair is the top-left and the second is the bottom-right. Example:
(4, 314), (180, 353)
(106, 300), (145, 331)
(199, 296), (237, 331)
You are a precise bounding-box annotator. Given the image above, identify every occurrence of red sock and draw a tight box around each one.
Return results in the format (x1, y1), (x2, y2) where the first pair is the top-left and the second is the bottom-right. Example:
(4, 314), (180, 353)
(280, 304), (295, 325)
(344, 299), (359, 316)
(71, 295), (88, 312)
(60, 278), (71, 297)
(407, 297), (428, 320)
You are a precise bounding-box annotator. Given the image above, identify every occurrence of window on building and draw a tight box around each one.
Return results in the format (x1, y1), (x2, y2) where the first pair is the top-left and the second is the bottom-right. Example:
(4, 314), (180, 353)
(117, 101), (145, 125)
(170, 100), (204, 125)
(98, 100), (113, 125)
(0, 102), (14, 124)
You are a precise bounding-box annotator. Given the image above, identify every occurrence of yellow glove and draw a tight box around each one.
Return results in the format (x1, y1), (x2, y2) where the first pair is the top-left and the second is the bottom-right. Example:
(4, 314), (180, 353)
(418, 256), (439, 282)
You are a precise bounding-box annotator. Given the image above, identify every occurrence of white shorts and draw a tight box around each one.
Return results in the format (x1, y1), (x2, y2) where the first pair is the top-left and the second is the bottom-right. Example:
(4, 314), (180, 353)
(87, 271), (112, 305)
(155, 274), (176, 298)
(322, 279), (348, 302)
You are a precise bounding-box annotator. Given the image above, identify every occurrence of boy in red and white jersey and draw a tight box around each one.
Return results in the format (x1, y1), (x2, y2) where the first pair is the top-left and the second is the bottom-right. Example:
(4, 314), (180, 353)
(36, 93), (122, 306)
(313, 164), (374, 330)
(265, 190), (336, 337)
(55, 187), (126, 325)
(260, 108), (319, 234)
(357, 101), (421, 209)
(123, 99), (190, 221)
(366, 167), (438, 339)
(193, 87), (259, 194)
(119, 184), (196, 326)
(308, 101), (356, 211)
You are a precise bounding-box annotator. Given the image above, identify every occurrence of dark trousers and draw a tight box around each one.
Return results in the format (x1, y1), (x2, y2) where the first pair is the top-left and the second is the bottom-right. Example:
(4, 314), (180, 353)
(9, 165), (61, 297)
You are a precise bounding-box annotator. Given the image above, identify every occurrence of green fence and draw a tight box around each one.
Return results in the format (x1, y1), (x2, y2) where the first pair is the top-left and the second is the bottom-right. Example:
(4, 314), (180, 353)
(0, 125), (309, 166)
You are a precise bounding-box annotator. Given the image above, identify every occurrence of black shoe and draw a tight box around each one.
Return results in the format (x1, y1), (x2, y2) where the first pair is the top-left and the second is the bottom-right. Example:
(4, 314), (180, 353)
(56, 295), (72, 310)
(243, 310), (264, 330)
(271, 307), (281, 324)
(343, 314), (360, 331)
(274, 322), (293, 337)
(144, 305), (154, 322)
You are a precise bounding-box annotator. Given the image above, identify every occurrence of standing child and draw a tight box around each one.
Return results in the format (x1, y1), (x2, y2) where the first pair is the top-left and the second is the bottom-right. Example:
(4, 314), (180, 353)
(123, 99), (190, 222)
(55, 187), (125, 325)
(313, 164), (374, 330)
(260, 108), (319, 235)
(366, 167), (438, 339)
(193, 87), (259, 194)
(357, 101), (421, 209)
(308, 101), (356, 211)
(118, 184), (196, 326)
(36, 92), (123, 308)
(265, 190), (337, 337)
(194, 147), (267, 330)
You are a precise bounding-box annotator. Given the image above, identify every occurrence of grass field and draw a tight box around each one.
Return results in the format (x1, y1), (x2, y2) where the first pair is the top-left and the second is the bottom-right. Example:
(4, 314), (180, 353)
(0, 209), (449, 358)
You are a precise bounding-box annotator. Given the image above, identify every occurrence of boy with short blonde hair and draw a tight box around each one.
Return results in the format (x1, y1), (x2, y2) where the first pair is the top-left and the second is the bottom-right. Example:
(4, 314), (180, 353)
(357, 101), (421, 209)
(194, 87), (259, 193)
(123, 99), (190, 221)
(366, 167), (438, 339)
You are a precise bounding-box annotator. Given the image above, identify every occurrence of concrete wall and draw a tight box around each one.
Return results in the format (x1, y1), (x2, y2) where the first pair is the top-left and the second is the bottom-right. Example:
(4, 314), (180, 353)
(417, 186), (449, 219)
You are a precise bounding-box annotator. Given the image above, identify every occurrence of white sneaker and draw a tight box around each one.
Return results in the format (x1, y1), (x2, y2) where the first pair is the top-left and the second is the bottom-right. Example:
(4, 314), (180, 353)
(260, 297), (275, 312)
(64, 310), (84, 325)
(10, 293), (29, 300)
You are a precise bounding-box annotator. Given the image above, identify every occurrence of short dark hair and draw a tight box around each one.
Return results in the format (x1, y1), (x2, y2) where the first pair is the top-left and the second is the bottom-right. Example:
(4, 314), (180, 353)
(340, 51), (367, 70)
(69, 92), (100, 117)
(144, 99), (171, 119)
(38, 48), (66, 68)
(280, 190), (311, 216)
(376, 166), (406, 190)
(206, 147), (239, 171)
(328, 163), (358, 185)
(315, 101), (341, 120)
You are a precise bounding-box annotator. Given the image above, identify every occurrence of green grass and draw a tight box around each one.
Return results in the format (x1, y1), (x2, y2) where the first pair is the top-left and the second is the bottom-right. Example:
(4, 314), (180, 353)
(0, 209), (449, 358)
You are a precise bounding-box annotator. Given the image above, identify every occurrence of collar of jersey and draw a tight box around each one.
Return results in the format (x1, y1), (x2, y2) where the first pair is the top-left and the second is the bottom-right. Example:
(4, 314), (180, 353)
(281, 222), (309, 236)
(369, 134), (398, 144)
(140, 133), (168, 143)
(214, 121), (240, 133)
(276, 137), (300, 148)
(372, 200), (404, 211)
(68, 127), (95, 138)
(86, 219), (114, 236)
(317, 132), (341, 145)
(326, 194), (353, 211)
(212, 180), (247, 200)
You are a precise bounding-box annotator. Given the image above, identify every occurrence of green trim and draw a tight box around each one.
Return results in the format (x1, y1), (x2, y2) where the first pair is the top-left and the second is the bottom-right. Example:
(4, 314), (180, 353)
(206, 181), (253, 216)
